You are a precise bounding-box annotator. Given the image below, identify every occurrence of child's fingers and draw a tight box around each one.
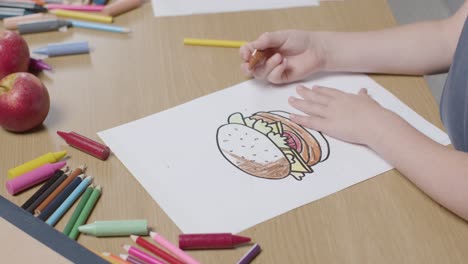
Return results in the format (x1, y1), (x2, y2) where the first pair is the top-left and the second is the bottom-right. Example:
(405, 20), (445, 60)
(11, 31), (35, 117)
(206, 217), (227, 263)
(296, 85), (331, 105)
(252, 53), (283, 80)
(267, 59), (288, 84)
(252, 31), (289, 50)
(312, 85), (344, 98)
(290, 113), (326, 131)
(239, 43), (254, 61)
(288, 96), (327, 117)
(240, 63), (253, 77)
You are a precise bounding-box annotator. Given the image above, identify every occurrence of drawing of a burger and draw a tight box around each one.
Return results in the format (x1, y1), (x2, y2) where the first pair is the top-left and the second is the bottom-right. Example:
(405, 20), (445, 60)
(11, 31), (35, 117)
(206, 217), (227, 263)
(216, 111), (330, 180)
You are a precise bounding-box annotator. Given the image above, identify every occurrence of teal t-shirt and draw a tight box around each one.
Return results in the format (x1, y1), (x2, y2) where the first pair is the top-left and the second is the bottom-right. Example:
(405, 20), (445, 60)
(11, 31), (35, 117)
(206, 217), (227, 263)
(440, 18), (468, 151)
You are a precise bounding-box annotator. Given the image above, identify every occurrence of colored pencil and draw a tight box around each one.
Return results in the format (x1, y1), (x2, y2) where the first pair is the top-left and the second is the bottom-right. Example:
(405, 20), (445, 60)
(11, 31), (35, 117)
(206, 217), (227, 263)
(131, 235), (184, 264)
(68, 19), (130, 34)
(37, 174), (84, 221)
(62, 185), (93, 235)
(150, 232), (200, 264)
(122, 245), (164, 264)
(102, 252), (130, 264)
(68, 185), (101, 240)
(46, 176), (93, 226)
(25, 172), (68, 213)
(34, 165), (85, 215)
(120, 254), (147, 264)
(236, 243), (261, 264)
(20, 167), (67, 209)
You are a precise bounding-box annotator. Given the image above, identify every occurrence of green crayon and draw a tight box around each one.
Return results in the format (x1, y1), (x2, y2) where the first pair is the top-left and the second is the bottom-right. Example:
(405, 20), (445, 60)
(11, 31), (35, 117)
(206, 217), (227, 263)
(63, 185), (94, 236)
(68, 185), (101, 240)
(78, 220), (148, 237)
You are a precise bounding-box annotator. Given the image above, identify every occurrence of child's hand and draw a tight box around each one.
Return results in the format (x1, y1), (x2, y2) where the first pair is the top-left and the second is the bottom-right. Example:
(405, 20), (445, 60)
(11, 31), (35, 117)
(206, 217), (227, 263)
(240, 30), (327, 84)
(289, 85), (391, 145)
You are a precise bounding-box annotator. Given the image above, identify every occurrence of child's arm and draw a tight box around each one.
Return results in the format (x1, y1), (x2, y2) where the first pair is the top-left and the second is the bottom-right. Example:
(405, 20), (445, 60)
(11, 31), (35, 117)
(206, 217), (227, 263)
(241, 1), (468, 83)
(325, 2), (468, 75)
(289, 86), (468, 221)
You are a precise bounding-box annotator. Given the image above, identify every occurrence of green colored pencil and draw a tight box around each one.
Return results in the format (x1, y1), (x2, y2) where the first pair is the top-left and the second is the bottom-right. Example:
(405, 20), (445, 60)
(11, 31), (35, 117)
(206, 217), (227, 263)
(68, 185), (101, 240)
(63, 185), (94, 236)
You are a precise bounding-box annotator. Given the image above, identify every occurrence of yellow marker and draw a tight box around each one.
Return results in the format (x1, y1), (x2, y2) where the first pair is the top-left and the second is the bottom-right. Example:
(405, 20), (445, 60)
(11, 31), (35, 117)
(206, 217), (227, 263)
(50, 9), (113, 24)
(183, 38), (247, 48)
(8, 151), (67, 179)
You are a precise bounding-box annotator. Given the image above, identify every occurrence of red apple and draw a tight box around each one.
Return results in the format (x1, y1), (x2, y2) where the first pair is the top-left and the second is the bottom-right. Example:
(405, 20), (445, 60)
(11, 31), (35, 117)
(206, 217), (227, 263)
(0, 31), (30, 80)
(0, 72), (50, 132)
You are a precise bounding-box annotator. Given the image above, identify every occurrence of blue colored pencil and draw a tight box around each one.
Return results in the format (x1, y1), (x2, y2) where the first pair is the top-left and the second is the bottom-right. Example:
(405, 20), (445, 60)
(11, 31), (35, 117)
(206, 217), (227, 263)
(46, 176), (93, 226)
(69, 20), (131, 34)
(37, 175), (84, 221)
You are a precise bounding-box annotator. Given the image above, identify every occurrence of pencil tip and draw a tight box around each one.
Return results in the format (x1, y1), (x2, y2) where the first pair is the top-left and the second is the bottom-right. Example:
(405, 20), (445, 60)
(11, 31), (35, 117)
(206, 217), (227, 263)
(122, 244), (131, 251)
(130, 235), (138, 241)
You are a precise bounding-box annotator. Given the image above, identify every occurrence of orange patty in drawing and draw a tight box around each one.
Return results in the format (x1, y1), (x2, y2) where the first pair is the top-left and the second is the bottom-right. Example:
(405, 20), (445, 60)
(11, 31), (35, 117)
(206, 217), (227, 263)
(216, 111), (330, 180)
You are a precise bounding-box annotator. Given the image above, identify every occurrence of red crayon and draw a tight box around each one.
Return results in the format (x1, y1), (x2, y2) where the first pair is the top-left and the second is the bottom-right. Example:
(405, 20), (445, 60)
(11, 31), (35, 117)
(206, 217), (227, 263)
(179, 233), (251, 250)
(57, 131), (110, 160)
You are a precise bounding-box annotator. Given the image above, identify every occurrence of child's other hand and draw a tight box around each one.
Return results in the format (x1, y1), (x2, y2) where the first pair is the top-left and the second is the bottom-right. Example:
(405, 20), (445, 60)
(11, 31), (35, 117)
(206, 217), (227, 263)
(240, 30), (327, 84)
(289, 85), (390, 145)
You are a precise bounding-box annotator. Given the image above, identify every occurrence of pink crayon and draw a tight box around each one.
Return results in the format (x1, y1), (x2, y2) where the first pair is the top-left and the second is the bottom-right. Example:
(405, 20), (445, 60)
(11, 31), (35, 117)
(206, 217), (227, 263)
(6, 161), (66, 195)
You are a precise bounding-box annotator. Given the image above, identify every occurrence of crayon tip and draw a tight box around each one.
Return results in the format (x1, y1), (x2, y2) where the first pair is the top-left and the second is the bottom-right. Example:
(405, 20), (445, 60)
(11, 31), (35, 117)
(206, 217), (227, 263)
(57, 130), (68, 139)
(54, 150), (67, 160)
(53, 160), (67, 169)
(232, 234), (251, 245)
(33, 47), (49, 55)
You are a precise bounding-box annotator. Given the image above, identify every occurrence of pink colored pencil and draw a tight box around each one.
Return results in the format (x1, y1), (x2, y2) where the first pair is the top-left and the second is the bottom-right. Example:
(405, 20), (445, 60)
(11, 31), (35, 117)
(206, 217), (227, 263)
(149, 232), (200, 264)
(46, 4), (105, 12)
(123, 245), (164, 264)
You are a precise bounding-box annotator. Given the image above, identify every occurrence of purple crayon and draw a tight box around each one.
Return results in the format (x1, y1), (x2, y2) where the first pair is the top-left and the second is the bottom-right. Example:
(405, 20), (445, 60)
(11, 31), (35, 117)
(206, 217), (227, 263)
(237, 243), (261, 264)
(6, 161), (67, 195)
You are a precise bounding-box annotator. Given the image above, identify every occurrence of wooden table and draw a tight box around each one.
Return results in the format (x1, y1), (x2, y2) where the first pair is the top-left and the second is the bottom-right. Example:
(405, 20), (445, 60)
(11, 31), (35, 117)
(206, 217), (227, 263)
(2, 0), (468, 263)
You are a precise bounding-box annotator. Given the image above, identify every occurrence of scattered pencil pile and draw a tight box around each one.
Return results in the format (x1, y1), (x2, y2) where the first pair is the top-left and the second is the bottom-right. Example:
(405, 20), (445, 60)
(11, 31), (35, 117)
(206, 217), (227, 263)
(1, 0), (143, 58)
(99, 232), (261, 264)
(4, 150), (105, 239)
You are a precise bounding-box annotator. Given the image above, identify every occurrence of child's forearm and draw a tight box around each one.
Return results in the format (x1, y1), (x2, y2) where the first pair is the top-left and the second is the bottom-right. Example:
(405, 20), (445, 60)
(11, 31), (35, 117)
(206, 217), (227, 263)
(320, 19), (458, 75)
(367, 111), (468, 220)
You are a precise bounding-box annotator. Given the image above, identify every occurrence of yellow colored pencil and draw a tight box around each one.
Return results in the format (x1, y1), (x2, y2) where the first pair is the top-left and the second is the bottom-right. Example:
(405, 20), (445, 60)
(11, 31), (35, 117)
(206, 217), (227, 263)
(183, 38), (247, 48)
(50, 9), (113, 24)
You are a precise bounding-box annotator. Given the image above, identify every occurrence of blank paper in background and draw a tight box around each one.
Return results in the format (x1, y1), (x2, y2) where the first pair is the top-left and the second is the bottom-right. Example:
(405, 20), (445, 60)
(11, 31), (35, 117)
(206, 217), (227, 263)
(151, 0), (319, 17)
(98, 74), (450, 234)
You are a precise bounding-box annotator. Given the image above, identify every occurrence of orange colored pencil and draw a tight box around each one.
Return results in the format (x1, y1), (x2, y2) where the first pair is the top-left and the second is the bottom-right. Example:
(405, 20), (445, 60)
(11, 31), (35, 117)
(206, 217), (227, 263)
(34, 165), (86, 215)
(102, 252), (131, 264)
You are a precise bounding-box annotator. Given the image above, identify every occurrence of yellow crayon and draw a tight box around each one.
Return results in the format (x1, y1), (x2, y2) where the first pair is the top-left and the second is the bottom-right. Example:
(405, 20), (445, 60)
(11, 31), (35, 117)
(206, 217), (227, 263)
(50, 9), (113, 24)
(8, 151), (67, 179)
(183, 38), (247, 48)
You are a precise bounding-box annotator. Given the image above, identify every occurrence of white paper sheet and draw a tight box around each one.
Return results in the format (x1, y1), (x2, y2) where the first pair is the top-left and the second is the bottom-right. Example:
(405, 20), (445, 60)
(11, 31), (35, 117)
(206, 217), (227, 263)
(98, 74), (450, 233)
(151, 0), (319, 17)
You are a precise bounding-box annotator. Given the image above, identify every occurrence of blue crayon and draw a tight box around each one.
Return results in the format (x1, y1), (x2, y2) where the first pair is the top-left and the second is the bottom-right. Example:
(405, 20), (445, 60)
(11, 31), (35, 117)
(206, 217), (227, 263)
(37, 175), (84, 221)
(46, 176), (93, 226)
(69, 20), (130, 34)
(33, 41), (90, 57)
